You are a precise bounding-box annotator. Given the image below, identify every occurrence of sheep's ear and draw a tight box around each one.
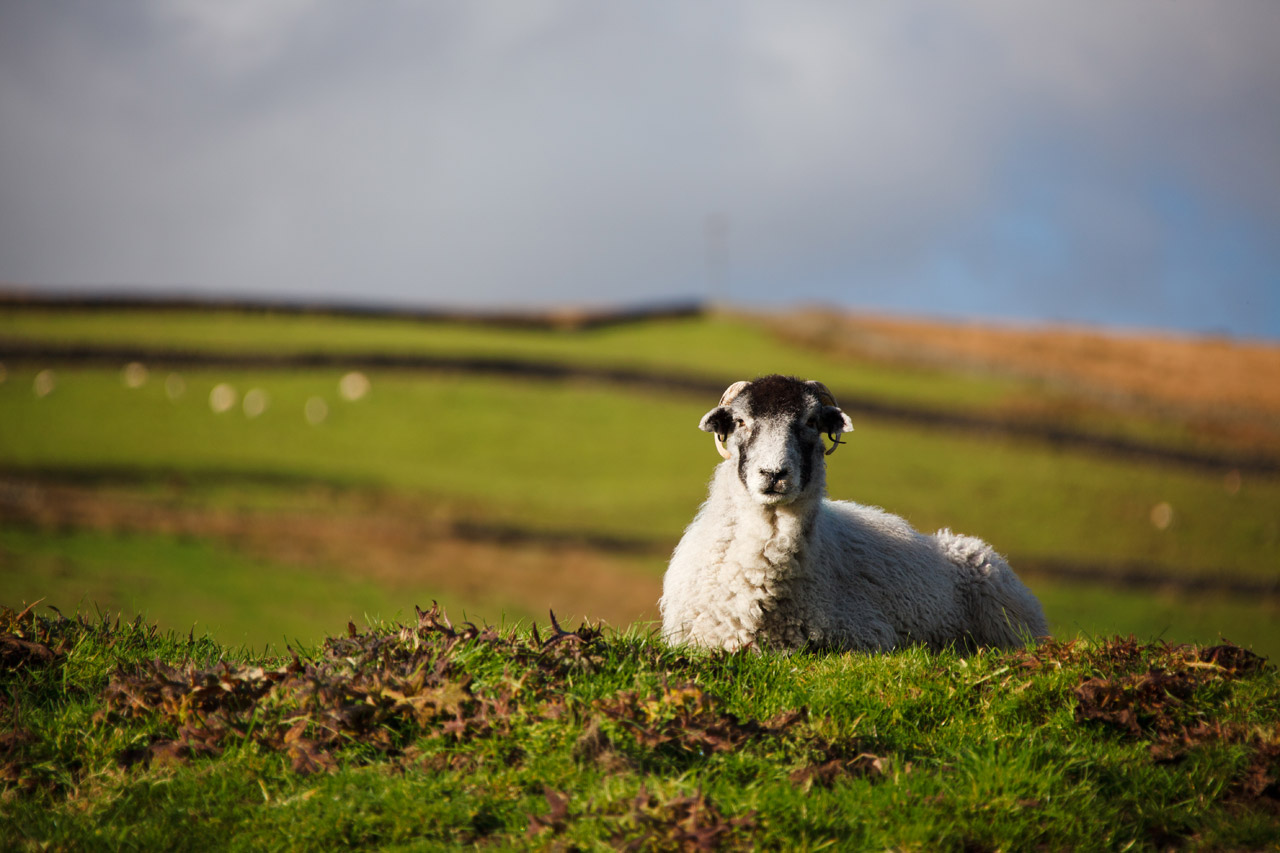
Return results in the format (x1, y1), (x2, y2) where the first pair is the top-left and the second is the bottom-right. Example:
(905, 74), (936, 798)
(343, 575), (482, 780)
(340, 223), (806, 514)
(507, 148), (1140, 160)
(819, 406), (854, 435)
(699, 407), (734, 436)
(699, 407), (736, 459)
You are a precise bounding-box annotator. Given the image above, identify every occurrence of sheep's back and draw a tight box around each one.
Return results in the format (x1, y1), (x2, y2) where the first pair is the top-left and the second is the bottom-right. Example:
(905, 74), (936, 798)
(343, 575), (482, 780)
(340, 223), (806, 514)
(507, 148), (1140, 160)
(803, 500), (973, 649)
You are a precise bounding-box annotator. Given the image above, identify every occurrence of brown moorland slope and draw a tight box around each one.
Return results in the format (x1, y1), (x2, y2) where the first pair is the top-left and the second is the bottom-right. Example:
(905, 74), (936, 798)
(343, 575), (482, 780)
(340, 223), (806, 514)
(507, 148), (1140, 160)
(769, 309), (1280, 453)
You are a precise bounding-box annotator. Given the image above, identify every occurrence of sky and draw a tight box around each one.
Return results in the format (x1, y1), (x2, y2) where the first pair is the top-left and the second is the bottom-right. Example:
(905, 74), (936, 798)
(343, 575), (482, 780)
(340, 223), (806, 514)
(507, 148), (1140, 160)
(1, 1), (1278, 339)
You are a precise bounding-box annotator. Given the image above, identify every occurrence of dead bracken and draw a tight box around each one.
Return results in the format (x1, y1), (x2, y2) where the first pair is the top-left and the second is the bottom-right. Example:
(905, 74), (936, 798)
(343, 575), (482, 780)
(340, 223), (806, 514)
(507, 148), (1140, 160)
(94, 603), (610, 774)
(596, 683), (806, 758)
(527, 785), (758, 851)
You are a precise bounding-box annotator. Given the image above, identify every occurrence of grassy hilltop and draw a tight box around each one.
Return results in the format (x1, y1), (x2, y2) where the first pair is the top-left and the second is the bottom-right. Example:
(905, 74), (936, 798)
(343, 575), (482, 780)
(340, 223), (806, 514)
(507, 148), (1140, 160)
(3, 604), (1279, 850)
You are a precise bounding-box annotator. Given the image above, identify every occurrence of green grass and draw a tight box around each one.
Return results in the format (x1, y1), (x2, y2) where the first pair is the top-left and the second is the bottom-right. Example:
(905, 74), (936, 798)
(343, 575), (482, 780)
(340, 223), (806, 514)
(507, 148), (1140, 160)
(0, 365), (710, 538)
(0, 306), (1083, 413)
(3, 606), (1277, 850)
(7, 304), (1269, 458)
(3, 364), (1277, 576)
(0, 527), (423, 651)
(5, 523), (1277, 659)
(836, 421), (1280, 579)
(1034, 578), (1280, 660)
(2, 308), (1277, 665)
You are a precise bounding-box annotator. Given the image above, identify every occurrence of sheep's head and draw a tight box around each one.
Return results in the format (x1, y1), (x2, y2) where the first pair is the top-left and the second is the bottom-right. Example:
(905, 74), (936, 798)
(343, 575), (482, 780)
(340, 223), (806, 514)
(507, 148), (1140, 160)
(698, 374), (854, 505)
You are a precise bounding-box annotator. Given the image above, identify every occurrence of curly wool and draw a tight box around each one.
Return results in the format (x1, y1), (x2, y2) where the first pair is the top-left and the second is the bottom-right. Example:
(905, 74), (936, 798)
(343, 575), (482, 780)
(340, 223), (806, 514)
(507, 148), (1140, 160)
(660, 382), (1048, 653)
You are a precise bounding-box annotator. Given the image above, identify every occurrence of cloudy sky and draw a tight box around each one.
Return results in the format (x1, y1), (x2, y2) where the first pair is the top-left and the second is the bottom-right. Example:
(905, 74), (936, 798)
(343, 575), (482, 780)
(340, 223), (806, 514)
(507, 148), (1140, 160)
(2, 1), (1278, 338)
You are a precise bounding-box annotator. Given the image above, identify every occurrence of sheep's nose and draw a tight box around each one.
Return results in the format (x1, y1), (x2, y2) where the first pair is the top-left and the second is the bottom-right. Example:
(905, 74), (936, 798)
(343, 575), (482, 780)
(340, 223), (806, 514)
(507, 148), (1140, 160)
(760, 467), (789, 486)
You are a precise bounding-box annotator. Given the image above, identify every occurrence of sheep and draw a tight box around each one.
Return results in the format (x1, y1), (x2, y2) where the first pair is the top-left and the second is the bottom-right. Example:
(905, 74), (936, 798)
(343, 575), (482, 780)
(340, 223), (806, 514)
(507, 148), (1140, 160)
(660, 374), (1048, 653)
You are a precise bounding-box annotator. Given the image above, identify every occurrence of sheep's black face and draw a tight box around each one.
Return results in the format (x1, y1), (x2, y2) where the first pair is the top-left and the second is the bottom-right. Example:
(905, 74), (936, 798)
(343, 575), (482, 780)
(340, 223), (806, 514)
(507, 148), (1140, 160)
(699, 375), (853, 506)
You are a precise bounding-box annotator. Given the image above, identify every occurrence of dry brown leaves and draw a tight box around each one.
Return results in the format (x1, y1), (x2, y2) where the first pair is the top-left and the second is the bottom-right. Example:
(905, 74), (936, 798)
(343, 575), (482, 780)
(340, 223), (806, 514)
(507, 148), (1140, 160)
(527, 785), (757, 852)
(788, 746), (887, 790)
(1019, 636), (1278, 812)
(87, 600), (859, 800)
(0, 729), (40, 795)
(78, 602), (887, 802)
(1238, 741), (1280, 814)
(596, 683), (805, 757)
(95, 603), (607, 774)
(1063, 642), (1268, 744)
(583, 681), (887, 793)
(1, 635), (60, 672)
(1, 603), (83, 794)
(1, 601), (67, 675)
(1073, 670), (1201, 739)
(1010, 634), (1147, 675)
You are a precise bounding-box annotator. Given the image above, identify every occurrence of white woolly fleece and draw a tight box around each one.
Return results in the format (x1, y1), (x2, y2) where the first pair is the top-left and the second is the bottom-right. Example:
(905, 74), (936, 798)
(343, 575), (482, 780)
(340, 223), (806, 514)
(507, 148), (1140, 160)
(660, 459), (1049, 653)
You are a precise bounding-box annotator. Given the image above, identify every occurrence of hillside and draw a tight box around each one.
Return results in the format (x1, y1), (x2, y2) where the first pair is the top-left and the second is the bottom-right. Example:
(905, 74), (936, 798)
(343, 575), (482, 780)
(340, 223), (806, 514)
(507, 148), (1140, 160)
(769, 309), (1280, 455)
(1, 301), (1278, 657)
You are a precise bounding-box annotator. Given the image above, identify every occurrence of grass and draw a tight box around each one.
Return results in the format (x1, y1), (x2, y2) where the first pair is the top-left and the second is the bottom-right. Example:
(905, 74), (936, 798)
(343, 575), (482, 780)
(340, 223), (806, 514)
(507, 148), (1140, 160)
(6, 524), (1278, 659)
(2, 307), (1277, 660)
(0, 305), (1120, 415)
(841, 421), (1280, 579)
(0, 527), (421, 652)
(1033, 578), (1280, 659)
(3, 605), (1277, 850)
(3, 363), (1278, 575)
(0, 365), (707, 537)
(8, 304), (1272, 459)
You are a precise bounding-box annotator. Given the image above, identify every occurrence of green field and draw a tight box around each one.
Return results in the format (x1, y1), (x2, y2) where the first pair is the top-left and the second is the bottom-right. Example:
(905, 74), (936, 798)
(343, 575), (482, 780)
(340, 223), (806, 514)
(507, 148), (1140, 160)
(3, 605), (1278, 850)
(1, 306), (1278, 657)
(2, 307), (1026, 410)
(0, 304), (1238, 450)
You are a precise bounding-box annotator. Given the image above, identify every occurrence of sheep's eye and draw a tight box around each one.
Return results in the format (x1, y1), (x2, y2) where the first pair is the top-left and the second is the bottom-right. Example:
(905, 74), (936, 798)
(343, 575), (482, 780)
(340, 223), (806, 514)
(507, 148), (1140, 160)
(734, 417), (746, 428)
(805, 416), (818, 429)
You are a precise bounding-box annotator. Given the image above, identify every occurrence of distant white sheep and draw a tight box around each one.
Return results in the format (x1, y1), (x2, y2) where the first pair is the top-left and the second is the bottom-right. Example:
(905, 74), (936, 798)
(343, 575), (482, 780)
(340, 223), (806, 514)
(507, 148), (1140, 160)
(660, 375), (1048, 652)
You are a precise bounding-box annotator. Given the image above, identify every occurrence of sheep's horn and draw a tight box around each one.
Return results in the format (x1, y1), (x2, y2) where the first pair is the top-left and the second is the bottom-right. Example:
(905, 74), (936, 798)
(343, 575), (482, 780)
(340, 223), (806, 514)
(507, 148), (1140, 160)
(805, 380), (838, 409)
(807, 379), (854, 455)
(718, 380), (749, 407)
(709, 380), (748, 460)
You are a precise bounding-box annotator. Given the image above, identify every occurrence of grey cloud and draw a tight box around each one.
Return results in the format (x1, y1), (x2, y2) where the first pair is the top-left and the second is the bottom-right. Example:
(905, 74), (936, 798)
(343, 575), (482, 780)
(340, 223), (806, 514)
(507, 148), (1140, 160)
(1, 1), (1277, 334)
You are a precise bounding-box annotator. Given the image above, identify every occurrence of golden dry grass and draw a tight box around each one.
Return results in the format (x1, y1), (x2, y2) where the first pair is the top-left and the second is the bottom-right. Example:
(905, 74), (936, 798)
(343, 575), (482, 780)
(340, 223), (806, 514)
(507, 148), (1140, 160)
(770, 309), (1280, 450)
